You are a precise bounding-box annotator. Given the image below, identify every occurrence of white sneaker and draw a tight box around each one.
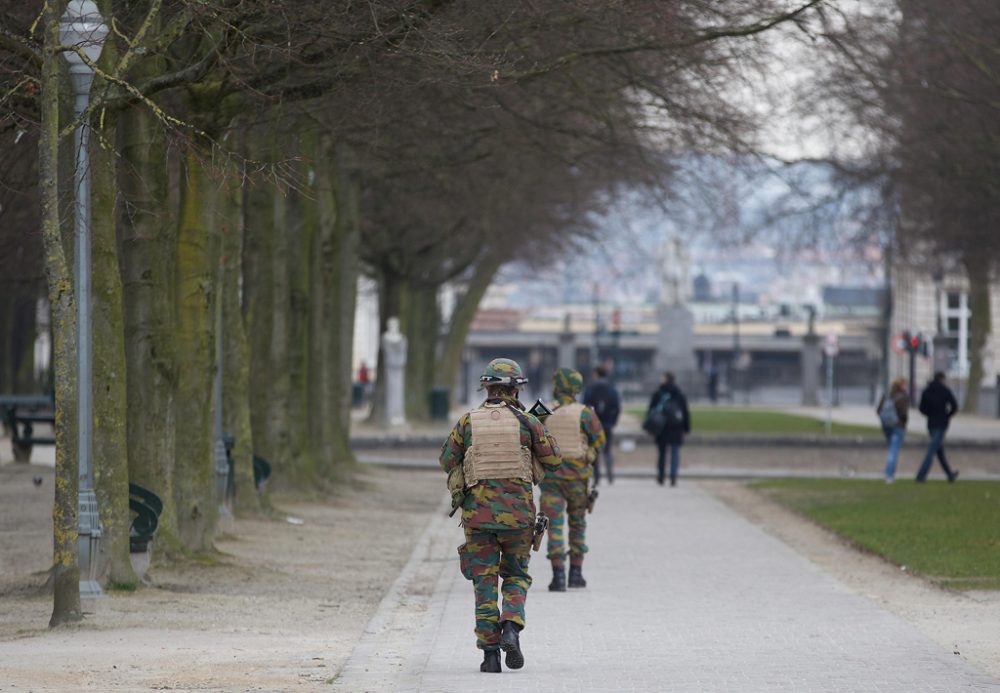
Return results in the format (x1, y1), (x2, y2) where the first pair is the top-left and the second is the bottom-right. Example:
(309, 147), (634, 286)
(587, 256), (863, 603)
(885, 476), (895, 484)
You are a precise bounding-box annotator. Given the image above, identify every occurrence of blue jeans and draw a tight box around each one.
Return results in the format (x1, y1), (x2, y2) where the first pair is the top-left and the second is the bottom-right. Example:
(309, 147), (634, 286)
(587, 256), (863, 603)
(916, 428), (955, 481)
(656, 443), (680, 484)
(882, 426), (905, 478)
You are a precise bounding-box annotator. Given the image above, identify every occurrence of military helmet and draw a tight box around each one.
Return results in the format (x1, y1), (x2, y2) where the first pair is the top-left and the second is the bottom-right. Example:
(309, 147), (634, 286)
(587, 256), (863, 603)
(552, 367), (583, 395)
(480, 358), (529, 388)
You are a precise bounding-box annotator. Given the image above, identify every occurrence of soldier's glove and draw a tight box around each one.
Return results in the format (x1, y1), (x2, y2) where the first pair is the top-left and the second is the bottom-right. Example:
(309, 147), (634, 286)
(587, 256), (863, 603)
(451, 489), (465, 509)
(585, 447), (598, 464)
(447, 466), (466, 493)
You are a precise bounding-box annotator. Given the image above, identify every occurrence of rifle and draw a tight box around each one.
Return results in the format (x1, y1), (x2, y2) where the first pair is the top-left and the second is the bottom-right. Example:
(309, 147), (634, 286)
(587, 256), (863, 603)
(528, 398), (553, 421)
(531, 512), (548, 551)
(587, 487), (599, 514)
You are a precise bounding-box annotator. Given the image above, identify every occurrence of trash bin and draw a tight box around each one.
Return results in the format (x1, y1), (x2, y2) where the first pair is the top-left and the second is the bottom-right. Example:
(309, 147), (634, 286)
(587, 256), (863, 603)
(352, 382), (364, 407)
(430, 386), (449, 421)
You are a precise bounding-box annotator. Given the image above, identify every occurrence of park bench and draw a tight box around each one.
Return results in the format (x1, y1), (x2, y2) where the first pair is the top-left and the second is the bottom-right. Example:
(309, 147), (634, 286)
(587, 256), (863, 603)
(128, 482), (162, 578)
(128, 483), (162, 553)
(0, 394), (55, 463)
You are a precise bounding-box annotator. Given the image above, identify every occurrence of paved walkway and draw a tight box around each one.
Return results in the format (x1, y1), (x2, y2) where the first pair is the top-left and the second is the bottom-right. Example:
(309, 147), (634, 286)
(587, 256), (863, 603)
(334, 480), (998, 692)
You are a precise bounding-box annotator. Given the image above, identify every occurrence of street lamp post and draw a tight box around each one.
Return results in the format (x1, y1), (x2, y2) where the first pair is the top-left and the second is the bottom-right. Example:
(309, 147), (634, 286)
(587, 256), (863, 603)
(60, 0), (108, 600)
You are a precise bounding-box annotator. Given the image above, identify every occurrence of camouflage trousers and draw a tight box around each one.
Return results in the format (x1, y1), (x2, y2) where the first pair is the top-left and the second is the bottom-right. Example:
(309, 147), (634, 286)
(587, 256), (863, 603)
(539, 478), (588, 568)
(458, 526), (534, 650)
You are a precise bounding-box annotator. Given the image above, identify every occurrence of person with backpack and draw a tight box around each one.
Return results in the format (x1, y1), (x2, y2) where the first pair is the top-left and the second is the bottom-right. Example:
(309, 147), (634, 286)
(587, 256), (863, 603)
(875, 376), (909, 483)
(582, 365), (621, 485)
(644, 372), (691, 486)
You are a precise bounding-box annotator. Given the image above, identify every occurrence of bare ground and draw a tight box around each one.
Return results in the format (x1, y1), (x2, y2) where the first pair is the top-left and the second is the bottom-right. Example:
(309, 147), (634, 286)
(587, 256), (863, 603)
(701, 479), (1000, 680)
(0, 462), (445, 692)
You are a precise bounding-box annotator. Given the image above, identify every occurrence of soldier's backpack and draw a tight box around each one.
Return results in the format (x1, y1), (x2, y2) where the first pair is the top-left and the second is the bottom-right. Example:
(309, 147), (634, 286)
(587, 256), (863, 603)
(878, 394), (900, 428)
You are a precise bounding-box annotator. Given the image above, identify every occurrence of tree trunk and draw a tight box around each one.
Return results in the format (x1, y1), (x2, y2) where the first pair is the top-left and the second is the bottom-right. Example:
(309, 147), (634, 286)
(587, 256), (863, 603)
(90, 95), (138, 587)
(40, 0), (81, 626)
(311, 135), (357, 476)
(222, 131), (259, 516)
(962, 253), (992, 413)
(285, 131), (318, 485)
(244, 127), (292, 489)
(173, 146), (219, 552)
(330, 141), (359, 464)
(120, 101), (181, 553)
(437, 257), (503, 401)
(401, 279), (439, 422)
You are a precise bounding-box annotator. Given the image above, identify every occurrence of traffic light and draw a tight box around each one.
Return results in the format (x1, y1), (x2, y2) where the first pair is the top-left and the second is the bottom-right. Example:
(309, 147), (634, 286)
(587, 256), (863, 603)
(902, 331), (929, 356)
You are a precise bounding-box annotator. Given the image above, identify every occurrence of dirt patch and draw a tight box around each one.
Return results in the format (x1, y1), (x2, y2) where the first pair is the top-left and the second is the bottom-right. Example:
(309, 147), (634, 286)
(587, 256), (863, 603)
(0, 462), (446, 691)
(701, 479), (1000, 679)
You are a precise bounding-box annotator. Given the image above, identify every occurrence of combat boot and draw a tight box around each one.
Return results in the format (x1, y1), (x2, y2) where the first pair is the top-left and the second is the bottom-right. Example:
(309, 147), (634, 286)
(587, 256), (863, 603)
(480, 650), (501, 673)
(499, 620), (524, 670)
(548, 566), (566, 592)
(568, 565), (587, 588)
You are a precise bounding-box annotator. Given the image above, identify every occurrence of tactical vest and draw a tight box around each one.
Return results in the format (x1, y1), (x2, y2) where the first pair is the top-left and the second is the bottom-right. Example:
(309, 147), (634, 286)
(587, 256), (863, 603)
(547, 402), (588, 460)
(463, 404), (538, 487)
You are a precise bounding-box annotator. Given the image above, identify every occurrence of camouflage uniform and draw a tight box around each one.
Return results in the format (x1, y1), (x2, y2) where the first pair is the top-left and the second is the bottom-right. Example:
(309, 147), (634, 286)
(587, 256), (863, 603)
(539, 369), (605, 572)
(440, 381), (560, 653)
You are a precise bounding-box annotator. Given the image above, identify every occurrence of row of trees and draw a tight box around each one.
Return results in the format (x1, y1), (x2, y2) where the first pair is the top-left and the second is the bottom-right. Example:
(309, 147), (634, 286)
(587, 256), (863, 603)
(1, 0), (826, 625)
(798, 1), (1000, 409)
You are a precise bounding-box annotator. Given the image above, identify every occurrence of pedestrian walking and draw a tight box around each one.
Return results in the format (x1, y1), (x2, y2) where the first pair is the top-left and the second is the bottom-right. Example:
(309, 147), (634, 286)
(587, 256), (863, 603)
(439, 358), (561, 673)
(644, 372), (690, 486)
(876, 377), (909, 483)
(540, 368), (605, 592)
(582, 365), (621, 485)
(915, 371), (959, 482)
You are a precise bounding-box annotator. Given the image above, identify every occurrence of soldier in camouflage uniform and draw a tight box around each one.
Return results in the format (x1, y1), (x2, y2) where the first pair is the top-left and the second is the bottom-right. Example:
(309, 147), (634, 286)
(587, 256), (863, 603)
(440, 358), (561, 673)
(539, 367), (605, 591)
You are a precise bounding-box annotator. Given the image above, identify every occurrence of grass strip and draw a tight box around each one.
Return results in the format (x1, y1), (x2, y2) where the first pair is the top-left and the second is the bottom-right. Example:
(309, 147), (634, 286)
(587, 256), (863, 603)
(625, 406), (880, 436)
(754, 478), (1000, 590)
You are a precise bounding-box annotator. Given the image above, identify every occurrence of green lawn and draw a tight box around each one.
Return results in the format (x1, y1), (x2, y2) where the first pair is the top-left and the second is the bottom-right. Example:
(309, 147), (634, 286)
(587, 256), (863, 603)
(755, 479), (1000, 590)
(625, 406), (880, 436)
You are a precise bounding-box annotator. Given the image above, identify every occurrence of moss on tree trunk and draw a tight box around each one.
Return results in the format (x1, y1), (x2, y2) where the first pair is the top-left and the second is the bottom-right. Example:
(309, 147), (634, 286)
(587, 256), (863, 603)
(120, 99), (181, 554)
(40, 0), (81, 626)
(90, 98), (138, 587)
(218, 159), (259, 515)
(173, 146), (219, 551)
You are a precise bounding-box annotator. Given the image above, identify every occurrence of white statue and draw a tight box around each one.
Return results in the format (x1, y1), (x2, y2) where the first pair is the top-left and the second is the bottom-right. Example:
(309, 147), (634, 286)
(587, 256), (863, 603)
(382, 316), (407, 427)
(660, 235), (691, 307)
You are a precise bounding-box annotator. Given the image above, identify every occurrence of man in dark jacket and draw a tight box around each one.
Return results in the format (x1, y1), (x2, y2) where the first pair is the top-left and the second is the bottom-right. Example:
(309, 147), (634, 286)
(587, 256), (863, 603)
(582, 365), (621, 485)
(647, 372), (691, 486)
(915, 371), (959, 482)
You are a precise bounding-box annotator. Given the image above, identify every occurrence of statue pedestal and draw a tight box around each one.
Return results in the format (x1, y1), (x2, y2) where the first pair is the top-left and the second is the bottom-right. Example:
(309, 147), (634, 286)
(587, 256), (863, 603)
(655, 305), (696, 387)
(385, 363), (405, 427)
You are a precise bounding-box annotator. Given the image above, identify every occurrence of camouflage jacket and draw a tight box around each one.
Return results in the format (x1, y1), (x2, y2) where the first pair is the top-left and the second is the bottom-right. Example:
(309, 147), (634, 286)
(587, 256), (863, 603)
(545, 394), (606, 481)
(440, 394), (561, 531)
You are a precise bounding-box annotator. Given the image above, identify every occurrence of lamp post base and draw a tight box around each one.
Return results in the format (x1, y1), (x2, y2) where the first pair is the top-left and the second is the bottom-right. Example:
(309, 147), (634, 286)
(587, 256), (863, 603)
(78, 488), (103, 599)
